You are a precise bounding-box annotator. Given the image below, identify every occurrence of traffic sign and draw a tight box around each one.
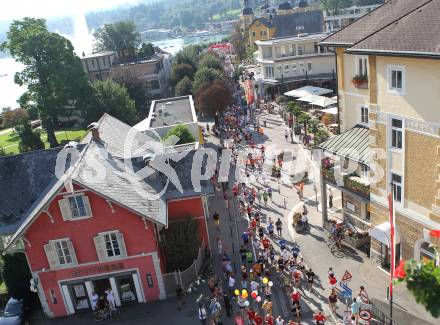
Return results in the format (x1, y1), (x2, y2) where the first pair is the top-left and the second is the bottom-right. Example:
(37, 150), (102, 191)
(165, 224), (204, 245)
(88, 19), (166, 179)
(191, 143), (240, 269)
(359, 310), (372, 321)
(340, 282), (352, 294)
(341, 270), (352, 282)
(341, 290), (352, 298)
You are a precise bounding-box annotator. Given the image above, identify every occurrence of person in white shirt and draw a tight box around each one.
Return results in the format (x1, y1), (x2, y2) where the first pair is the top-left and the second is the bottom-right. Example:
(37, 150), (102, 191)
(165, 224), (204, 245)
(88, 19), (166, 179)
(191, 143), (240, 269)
(228, 275), (236, 294)
(105, 288), (116, 309)
(281, 249), (290, 261)
(250, 280), (259, 293)
(91, 292), (99, 311)
(275, 315), (285, 325)
(198, 305), (208, 325)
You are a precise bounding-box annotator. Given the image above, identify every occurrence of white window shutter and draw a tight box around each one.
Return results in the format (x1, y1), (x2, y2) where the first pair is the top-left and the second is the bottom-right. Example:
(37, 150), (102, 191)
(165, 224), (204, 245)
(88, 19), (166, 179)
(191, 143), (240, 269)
(58, 198), (72, 221)
(67, 240), (78, 265)
(44, 242), (58, 269)
(93, 235), (107, 261)
(82, 196), (93, 217)
(116, 232), (127, 257)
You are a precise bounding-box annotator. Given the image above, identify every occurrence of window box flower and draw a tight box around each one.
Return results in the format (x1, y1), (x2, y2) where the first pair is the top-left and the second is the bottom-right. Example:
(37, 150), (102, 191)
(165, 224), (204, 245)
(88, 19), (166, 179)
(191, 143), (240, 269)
(352, 75), (369, 89)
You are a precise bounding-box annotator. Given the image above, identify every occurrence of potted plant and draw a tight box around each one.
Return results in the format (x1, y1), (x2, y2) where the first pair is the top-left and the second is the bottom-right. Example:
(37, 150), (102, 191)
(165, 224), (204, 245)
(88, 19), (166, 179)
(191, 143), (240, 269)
(352, 75), (368, 88)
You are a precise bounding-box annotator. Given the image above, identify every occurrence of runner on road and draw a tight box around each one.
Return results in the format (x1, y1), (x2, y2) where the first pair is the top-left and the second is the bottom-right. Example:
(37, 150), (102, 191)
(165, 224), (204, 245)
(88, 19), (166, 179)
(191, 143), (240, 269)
(313, 311), (326, 325)
(275, 218), (283, 237)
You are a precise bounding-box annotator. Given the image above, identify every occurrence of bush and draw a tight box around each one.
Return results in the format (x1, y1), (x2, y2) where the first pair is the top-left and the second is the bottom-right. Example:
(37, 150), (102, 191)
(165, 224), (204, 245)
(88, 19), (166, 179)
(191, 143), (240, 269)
(175, 76), (193, 96)
(17, 121), (44, 153)
(275, 95), (288, 105)
(163, 125), (196, 145)
(2, 253), (32, 300)
(164, 219), (201, 272)
(170, 63), (195, 87)
(192, 66), (224, 92)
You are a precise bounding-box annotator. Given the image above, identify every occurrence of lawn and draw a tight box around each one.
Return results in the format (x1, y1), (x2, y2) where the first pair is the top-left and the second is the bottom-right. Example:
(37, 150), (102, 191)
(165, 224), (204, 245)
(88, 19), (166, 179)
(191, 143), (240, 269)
(0, 128), (87, 155)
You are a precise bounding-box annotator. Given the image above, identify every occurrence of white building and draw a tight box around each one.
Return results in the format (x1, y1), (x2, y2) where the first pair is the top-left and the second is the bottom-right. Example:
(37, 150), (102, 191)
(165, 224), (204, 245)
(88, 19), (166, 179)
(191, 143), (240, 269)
(324, 3), (383, 32)
(255, 33), (335, 96)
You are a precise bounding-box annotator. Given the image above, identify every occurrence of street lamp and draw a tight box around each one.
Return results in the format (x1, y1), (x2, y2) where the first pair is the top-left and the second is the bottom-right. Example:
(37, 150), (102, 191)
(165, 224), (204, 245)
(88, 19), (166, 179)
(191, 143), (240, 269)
(313, 183), (318, 211)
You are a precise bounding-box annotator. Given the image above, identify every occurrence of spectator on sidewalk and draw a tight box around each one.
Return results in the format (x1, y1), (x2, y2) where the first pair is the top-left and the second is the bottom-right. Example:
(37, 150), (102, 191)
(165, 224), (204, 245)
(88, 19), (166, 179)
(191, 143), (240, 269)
(217, 238), (223, 255)
(198, 305), (208, 324)
(240, 245), (247, 264)
(223, 292), (233, 317)
(351, 297), (360, 324)
(328, 291), (338, 314)
(275, 218), (283, 236)
(228, 274), (236, 295)
(328, 188), (333, 208)
(176, 284), (185, 310)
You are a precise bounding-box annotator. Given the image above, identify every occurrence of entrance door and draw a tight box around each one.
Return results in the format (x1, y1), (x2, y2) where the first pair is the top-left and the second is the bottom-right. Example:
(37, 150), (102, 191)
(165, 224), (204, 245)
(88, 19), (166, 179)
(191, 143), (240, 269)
(69, 284), (90, 312)
(116, 276), (137, 304)
(93, 278), (111, 299)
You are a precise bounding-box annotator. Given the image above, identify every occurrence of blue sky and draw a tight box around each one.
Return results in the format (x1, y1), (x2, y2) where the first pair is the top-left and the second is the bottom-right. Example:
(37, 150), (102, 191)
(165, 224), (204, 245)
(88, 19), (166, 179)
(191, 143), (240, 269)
(0, 0), (143, 21)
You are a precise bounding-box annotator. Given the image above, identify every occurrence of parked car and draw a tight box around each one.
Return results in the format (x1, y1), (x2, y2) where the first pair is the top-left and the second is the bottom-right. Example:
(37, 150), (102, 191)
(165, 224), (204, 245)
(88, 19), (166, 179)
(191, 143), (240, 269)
(0, 298), (24, 325)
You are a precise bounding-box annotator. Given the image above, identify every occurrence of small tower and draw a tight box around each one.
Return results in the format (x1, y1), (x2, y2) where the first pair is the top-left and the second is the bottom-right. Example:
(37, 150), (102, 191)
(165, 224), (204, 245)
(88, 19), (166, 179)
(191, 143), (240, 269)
(240, 0), (255, 32)
(278, 1), (294, 15)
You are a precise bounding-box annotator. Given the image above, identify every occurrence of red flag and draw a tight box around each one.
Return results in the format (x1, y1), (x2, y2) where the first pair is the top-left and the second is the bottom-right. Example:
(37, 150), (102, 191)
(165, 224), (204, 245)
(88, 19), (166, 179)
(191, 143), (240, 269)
(430, 229), (440, 238)
(388, 192), (396, 298)
(394, 260), (406, 279)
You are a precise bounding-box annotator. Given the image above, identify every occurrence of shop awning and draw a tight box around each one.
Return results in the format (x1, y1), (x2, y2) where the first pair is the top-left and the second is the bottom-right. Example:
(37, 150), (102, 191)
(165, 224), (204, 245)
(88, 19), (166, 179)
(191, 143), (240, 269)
(319, 106), (338, 115)
(284, 86), (333, 98)
(310, 96), (337, 108)
(369, 222), (400, 245)
(297, 94), (321, 102)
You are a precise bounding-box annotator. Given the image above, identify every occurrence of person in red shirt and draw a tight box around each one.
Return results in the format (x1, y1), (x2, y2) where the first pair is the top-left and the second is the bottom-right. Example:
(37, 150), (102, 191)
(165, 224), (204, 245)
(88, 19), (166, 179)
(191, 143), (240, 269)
(290, 289), (301, 304)
(314, 311), (326, 325)
(329, 274), (337, 292)
(254, 313), (263, 325)
(264, 314), (274, 325)
(247, 308), (256, 322)
(287, 320), (297, 325)
(261, 237), (270, 249)
(235, 312), (244, 325)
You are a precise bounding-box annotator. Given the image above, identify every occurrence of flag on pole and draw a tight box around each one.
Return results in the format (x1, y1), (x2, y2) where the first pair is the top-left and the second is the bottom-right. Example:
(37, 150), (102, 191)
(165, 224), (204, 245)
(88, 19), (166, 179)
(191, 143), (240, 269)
(388, 191), (396, 297)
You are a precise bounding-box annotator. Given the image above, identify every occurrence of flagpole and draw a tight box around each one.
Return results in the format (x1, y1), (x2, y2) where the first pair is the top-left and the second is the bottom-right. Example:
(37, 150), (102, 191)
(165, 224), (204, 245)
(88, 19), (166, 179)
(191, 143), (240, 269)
(388, 185), (395, 324)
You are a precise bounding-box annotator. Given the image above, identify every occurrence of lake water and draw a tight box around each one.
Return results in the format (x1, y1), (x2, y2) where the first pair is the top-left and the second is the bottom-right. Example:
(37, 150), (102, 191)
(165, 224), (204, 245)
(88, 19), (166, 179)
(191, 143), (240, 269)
(0, 33), (229, 109)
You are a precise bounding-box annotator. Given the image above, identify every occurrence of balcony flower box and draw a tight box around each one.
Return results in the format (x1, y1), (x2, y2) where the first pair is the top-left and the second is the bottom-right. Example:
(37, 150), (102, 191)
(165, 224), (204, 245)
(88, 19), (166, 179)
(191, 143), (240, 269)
(344, 175), (370, 198)
(321, 166), (336, 183)
(352, 75), (368, 89)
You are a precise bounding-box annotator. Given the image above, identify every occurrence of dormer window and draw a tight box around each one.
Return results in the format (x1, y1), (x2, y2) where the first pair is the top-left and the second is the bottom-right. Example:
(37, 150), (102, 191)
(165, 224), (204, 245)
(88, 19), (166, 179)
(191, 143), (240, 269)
(58, 195), (93, 221)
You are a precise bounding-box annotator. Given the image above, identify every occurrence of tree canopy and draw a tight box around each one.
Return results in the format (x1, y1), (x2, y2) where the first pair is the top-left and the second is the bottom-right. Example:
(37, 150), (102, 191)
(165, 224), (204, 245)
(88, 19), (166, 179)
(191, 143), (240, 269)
(138, 42), (155, 59)
(163, 125), (196, 145)
(90, 80), (138, 125)
(93, 21), (140, 60)
(170, 63), (195, 88)
(1, 18), (92, 148)
(195, 80), (232, 118)
(175, 76), (193, 96)
(192, 67), (224, 93)
(198, 53), (223, 71)
(1, 108), (28, 129)
(112, 70), (151, 119)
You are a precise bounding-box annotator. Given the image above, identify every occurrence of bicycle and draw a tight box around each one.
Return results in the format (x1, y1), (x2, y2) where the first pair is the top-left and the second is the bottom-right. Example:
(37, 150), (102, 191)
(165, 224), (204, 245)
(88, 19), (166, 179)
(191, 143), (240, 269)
(93, 306), (120, 321)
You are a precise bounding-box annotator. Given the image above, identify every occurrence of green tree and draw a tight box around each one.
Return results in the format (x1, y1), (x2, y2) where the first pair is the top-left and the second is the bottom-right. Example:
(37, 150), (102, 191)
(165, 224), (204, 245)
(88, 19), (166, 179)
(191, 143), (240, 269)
(314, 129), (330, 146)
(230, 23), (248, 61)
(170, 63), (195, 87)
(195, 80), (232, 118)
(297, 112), (312, 136)
(1, 18), (92, 148)
(112, 70), (151, 119)
(287, 102), (303, 125)
(1, 108), (28, 129)
(2, 253), (32, 300)
(192, 67), (224, 92)
(138, 42), (155, 59)
(198, 53), (223, 71)
(163, 125), (196, 145)
(93, 21), (140, 60)
(90, 80), (138, 125)
(17, 120), (44, 153)
(175, 76), (193, 96)
(174, 45), (201, 69)
(164, 219), (201, 272)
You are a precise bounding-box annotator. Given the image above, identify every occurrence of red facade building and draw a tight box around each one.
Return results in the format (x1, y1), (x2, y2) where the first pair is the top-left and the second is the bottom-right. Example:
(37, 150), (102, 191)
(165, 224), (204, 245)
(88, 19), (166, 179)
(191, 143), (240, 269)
(1, 114), (213, 317)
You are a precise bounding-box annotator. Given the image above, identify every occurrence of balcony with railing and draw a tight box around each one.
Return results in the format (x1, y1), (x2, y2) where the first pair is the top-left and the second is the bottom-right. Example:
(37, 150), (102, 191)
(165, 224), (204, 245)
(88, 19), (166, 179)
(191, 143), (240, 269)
(321, 160), (370, 199)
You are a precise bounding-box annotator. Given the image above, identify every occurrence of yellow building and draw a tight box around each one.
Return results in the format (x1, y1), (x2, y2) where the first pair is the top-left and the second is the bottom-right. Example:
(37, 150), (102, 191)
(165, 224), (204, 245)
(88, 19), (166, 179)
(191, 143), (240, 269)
(321, 0), (440, 267)
(248, 10), (323, 46)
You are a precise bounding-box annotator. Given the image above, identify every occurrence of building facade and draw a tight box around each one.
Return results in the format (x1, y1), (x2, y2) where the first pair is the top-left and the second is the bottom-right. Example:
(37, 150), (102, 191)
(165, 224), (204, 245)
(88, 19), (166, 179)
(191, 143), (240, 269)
(255, 33), (335, 96)
(321, 0), (440, 268)
(1, 114), (213, 317)
(81, 51), (117, 82)
(111, 54), (170, 98)
(323, 3), (383, 32)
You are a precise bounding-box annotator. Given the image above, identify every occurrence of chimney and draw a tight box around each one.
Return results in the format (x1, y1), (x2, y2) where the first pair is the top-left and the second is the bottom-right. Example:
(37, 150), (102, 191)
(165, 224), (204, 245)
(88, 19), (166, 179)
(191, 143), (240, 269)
(87, 122), (101, 142)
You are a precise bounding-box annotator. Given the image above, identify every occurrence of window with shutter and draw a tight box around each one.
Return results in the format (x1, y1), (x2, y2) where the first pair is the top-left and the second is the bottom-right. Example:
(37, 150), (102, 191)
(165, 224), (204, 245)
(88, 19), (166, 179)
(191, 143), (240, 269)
(67, 240), (78, 265)
(116, 233), (127, 257)
(93, 235), (107, 261)
(44, 243), (58, 269)
(58, 198), (72, 221)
